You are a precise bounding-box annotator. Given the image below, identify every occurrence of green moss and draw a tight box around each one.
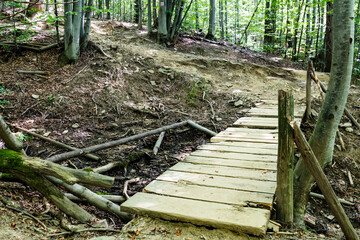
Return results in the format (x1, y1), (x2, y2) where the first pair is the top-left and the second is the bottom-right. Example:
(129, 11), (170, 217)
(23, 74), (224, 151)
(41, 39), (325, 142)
(0, 149), (24, 168)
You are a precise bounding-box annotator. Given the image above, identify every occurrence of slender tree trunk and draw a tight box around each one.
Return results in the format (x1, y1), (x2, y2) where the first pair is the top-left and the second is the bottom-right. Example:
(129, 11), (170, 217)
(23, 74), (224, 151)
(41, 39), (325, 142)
(153, 0), (157, 26)
(304, 0), (311, 60)
(195, 0), (199, 30)
(158, 0), (168, 43)
(206, 0), (216, 40)
(284, 0), (290, 58)
(219, 0), (224, 39)
(138, 0), (143, 29)
(105, 0), (110, 19)
(293, 0), (354, 226)
(148, 0), (152, 33)
(324, 1), (333, 72)
(292, 0), (305, 60)
(134, 0), (139, 23)
(296, 4), (307, 58)
(81, 0), (93, 49)
(225, 0), (228, 39)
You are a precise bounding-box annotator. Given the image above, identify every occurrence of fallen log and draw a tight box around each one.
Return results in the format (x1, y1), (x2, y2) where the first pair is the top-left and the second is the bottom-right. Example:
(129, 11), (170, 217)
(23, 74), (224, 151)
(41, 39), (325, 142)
(13, 125), (100, 161)
(0, 149), (113, 188)
(47, 120), (216, 163)
(49, 176), (132, 221)
(65, 193), (126, 203)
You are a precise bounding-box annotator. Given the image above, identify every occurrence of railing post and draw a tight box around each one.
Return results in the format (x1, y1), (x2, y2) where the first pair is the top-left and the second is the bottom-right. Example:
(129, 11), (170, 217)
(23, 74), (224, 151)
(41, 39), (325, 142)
(276, 90), (294, 225)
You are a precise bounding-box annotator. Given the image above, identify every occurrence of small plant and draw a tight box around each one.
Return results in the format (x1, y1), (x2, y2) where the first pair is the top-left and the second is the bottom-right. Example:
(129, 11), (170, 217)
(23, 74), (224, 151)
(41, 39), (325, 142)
(188, 77), (210, 99)
(0, 100), (10, 105)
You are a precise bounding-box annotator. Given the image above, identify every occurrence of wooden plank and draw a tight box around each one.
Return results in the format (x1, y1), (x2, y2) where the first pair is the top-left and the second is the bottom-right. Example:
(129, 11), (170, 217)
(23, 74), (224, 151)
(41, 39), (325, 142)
(144, 180), (274, 208)
(170, 162), (276, 181)
(185, 156), (277, 170)
(191, 150), (277, 162)
(211, 136), (278, 144)
(220, 127), (278, 133)
(158, 170), (277, 194)
(121, 192), (270, 236)
(216, 131), (278, 140)
(233, 117), (301, 129)
(209, 141), (278, 150)
(198, 144), (278, 155)
(248, 108), (303, 118)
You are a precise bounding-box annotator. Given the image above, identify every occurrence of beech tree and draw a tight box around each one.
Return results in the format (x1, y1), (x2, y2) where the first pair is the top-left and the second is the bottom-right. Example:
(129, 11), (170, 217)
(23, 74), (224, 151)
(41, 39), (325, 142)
(293, 0), (355, 225)
(206, 0), (216, 40)
(59, 0), (94, 65)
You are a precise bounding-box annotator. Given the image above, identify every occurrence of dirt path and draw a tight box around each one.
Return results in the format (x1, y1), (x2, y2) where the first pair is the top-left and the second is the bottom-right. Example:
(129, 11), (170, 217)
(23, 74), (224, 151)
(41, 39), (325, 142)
(91, 21), (329, 102)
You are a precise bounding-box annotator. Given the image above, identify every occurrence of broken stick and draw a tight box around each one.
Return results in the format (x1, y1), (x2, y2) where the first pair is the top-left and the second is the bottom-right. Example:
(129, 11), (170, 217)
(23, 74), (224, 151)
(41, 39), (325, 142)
(13, 126), (100, 161)
(47, 120), (216, 163)
(153, 131), (165, 155)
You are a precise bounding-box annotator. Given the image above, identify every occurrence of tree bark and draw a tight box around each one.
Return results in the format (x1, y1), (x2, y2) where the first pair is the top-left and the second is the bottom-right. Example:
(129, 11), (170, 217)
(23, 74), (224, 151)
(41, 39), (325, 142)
(206, 0), (216, 40)
(0, 150), (114, 188)
(158, 0), (168, 43)
(324, 1), (333, 72)
(293, 0), (354, 225)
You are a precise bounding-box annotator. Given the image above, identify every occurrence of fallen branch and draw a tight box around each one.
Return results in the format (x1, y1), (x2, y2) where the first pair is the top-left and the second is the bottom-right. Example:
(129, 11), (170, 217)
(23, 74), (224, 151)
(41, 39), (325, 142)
(13, 125), (100, 161)
(0, 149), (113, 188)
(123, 177), (140, 200)
(310, 70), (360, 129)
(309, 192), (354, 206)
(65, 193), (125, 203)
(17, 70), (51, 75)
(47, 227), (123, 237)
(153, 131), (165, 155)
(49, 176), (132, 220)
(47, 120), (216, 163)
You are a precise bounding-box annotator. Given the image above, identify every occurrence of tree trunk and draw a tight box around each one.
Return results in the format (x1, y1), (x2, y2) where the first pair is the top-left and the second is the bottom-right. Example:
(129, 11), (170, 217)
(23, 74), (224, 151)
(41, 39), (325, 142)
(292, 0), (305, 60)
(153, 0), (157, 26)
(81, 0), (94, 49)
(134, 0), (139, 23)
(304, 0), (311, 60)
(148, 0), (152, 33)
(158, 0), (168, 43)
(206, 0), (216, 40)
(293, 0), (354, 226)
(138, 0), (143, 29)
(195, 0), (199, 30)
(324, 1), (333, 72)
(219, 0), (224, 39)
(106, 0), (110, 19)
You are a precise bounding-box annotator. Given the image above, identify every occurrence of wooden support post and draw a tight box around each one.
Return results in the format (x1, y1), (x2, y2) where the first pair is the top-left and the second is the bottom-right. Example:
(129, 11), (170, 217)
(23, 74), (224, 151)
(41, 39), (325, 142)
(276, 90), (294, 224)
(304, 61), (312, 122)
(293, 123), (359, 240)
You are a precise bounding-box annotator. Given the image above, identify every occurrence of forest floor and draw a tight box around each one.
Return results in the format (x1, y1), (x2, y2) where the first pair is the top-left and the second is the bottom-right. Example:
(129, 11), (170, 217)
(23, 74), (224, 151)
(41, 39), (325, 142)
(0, 19), (360, 239)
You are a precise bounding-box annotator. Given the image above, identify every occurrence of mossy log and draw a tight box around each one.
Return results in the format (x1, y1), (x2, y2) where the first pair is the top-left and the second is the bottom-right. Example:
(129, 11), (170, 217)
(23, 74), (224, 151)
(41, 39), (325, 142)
(0, 149), (114, 188)
(0, 150), (93, 222)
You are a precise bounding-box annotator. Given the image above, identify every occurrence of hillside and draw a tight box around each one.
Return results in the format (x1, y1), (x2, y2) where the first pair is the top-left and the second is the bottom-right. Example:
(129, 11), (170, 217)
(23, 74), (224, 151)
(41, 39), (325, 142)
(0, 20), (359, 239)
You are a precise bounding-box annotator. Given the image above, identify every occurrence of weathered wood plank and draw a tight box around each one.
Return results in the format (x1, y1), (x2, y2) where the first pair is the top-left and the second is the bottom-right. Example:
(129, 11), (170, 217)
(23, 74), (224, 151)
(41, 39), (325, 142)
(220, 127), (278, 133)
(185, 156), (277, 170)
(209, 141), (278, 150)
(121, 192), (270, 236)
(233, 117), (301, 129)
(248, 108), (303, 118)
(198, 144), (278, 155)
(170, 162), (276, 181)
(157, 170), (277, 194)
(144, 180), (274, 208)
(191, 150), (277, 161)
(191, 150), (277, 162)
(211, 136), (278, 144)
(216, 131), (278, 140)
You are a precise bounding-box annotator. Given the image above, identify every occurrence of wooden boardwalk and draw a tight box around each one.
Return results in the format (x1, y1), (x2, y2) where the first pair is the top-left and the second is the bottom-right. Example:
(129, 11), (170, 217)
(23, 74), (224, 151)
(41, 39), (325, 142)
(121, 100), (304, 236)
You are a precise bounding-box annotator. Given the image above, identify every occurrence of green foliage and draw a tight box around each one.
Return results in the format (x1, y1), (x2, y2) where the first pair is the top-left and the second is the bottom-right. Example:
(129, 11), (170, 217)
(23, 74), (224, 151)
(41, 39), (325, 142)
(0, 84), (10, 105)
(188, 76), (210, 99)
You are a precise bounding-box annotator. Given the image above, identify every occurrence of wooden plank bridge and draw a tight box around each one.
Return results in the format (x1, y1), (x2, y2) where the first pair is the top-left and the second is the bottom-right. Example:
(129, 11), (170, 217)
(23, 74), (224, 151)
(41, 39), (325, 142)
(121, 100), (304, 236)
